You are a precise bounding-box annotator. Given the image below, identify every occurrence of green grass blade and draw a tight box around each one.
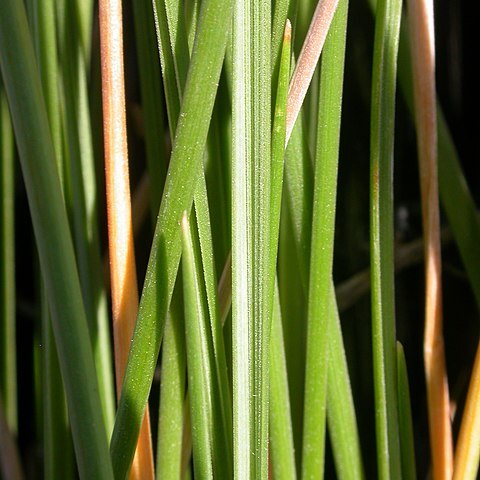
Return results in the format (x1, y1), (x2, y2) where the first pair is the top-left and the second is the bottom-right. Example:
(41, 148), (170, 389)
(283, 116), (313, 293)
(181, 213), (215, 480)
(32, 0), (63, 187)
(268, 23), (296, 480)
(0, 1), (114, 477)
(194, 176), (233, 476)
(204, 99), (232, 277)
(278, 121), (311, 464)
(270, 283), (297, 480)
(156, 286), (186, 480)
(301, 1), (348, 476)
(152, 0), (232, 474)
(270, 19), (291, 296)
(327, 291), (365, 480)
(41, 286), (73, 479)
(0, 86), (16, 435)
(31, 4), (74, 474)
(369, 0), (403, 475)
(232, 0), (271, 477)
(59, 0), (116, 433)
(151, 0), (182, 131)
(271, 0), (296, 100)
(396, 342), (417, 480)
(73, 0), (93, 64)
(110, 0), (234, 474)
(132, 0), (168, 218)
(163, 0), (190, 91)
(150, 2), (193, 476)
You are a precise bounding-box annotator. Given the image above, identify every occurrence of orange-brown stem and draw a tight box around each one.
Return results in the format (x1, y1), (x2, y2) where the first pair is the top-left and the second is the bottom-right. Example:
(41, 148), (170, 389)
(99, 0), (154, 478)
(407, 0), (453, 477)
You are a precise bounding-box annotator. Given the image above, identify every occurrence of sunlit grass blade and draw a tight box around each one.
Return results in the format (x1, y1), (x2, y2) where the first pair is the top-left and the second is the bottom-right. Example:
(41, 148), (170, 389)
(327, 290), (365, 480)
(268, 23), (296, 480)
(0, 86), (16, 435)
(270, 19), (291, 300)
(0, 1), (114, 477)
(270, 283), (297, 480)
(110, 0), (234, 473)
(282, 115), (313, 294)
(149, 1), (195, 475)
(159, 2), (232, 432)
(152, 0), (232, 474)
(453, 342), (480, 480)
(396, 342), (417, 480)
(369, 0), (402, 475)
(214, 52), (298, 474)
(232, 0), (271, 477)
(59, 0), (116, 433)
(301, 0), (348, 475)
(72, 0), (93, 63)
(156, 286), (186, 479)
(194, 176), (233, 476)
(151, 0), (181, 131)
(205, 97), (232, 277)
(406, 0), (452, 476)
(98, 0), (155, 476)
(181, 212), (216, 479)
(279, 116), (311, 463)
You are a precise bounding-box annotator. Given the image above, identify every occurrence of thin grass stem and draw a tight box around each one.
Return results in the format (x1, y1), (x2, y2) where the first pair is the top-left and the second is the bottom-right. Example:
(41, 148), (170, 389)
(0, 1), (114, 475)
(60, 0), (116, 432)
(406, 1), (452, 477)
(369, 0), (403, 475)
(110, 0), (234, 473)
(181, 212), (215, 479)
(301, 0), (348, 475)
(156, 287), (186, 480)
(98, 0), (154, 476)
(0, 87), (16, 435)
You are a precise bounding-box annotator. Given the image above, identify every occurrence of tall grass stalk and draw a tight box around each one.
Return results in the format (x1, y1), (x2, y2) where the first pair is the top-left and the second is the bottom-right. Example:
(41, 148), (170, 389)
(407, 1), (453, 476)
(1, 0), (477, 478)
(369, 0), (402, 476)
(98, 0), (155, 475)
(0, 1), (113, 477)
